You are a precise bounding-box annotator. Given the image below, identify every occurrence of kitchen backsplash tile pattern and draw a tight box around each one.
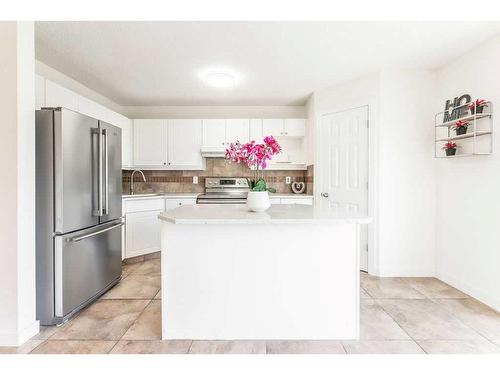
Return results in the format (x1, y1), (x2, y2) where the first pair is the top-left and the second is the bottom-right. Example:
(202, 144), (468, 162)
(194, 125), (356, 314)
(123, 159), (313, 195)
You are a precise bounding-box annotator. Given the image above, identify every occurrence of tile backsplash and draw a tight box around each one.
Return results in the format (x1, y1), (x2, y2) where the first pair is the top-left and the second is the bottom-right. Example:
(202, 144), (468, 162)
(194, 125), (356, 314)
(123, 159), (314, 195)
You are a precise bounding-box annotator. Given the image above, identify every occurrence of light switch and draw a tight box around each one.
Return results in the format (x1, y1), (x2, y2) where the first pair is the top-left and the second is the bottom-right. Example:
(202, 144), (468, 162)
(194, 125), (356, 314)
(285, 176), (291, 184)
(193, 176), (198, 184)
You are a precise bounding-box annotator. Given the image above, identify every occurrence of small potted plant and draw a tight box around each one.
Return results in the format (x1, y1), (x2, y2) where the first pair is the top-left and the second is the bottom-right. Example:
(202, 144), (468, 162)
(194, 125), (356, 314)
(442, 141), (457, 156)
(453, 120), (469, 135)
(226, 136), (281, 212)
(468, 99), (488, 115)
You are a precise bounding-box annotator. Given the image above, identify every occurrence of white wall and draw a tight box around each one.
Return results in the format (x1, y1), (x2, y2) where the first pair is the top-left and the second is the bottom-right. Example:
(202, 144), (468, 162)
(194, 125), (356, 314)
(434, 34), (500, 311)
(0, 21), (39, 346)
(121, 105), (306, 119)
(311, 71), (436, 277)
(377, 70), (436, 276)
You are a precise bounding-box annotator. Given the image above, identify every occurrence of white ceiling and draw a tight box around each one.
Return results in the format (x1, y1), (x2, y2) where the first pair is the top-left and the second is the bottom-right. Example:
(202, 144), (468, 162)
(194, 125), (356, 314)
(35, 21), (500, 106)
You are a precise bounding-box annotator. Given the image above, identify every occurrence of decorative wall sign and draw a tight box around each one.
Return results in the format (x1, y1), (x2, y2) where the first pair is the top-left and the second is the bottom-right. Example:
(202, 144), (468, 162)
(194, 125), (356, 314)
(443, 94), (471, 123)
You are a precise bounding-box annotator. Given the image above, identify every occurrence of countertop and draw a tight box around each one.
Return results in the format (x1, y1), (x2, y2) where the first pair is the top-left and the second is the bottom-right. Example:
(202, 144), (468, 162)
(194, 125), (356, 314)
(123, 193), (314, 200)
(158, 204), (371, 225)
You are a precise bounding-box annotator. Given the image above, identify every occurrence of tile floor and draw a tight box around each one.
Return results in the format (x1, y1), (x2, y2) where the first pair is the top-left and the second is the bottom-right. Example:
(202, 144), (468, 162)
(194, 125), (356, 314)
(1, 258), (500, 354)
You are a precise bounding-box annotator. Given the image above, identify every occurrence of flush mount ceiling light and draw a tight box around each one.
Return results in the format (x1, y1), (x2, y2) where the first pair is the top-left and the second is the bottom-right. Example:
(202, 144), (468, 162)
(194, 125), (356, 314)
(202, 70), (237, 88)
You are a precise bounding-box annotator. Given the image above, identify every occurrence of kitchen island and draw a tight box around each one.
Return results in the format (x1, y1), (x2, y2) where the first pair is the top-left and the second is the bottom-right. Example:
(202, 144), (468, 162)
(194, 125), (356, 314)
(159, 204), (371, 340)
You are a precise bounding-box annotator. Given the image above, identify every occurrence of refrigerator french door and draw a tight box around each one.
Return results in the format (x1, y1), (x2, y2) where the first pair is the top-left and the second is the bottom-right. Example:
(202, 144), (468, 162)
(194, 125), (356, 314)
(36, 108), (123, 325)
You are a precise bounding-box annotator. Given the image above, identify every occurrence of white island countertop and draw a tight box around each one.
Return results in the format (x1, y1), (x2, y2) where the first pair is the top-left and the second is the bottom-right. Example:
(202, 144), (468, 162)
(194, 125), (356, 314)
(158, 204), (371, 225)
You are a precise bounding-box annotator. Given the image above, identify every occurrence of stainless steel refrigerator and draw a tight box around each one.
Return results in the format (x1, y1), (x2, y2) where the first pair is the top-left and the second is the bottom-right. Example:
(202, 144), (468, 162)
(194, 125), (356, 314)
(36, 108), (123, 325)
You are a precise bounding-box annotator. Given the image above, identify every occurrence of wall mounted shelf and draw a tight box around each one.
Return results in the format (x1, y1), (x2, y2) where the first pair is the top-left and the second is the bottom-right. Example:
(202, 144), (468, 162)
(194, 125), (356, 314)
(434, 101), (493, 159)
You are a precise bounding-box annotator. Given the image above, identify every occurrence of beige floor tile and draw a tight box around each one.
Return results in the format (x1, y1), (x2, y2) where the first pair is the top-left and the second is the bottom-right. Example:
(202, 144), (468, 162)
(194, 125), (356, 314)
(361, 277), (425, 299)
(51, 299), (149, 340)
(266, 340), (345, 354)
(30, 340), (116, 354)
(110, 340), (192, 354)
(432, 298), (500, 341)
(122, 300), (161, 340)
(0, 340), (44, 354)
(154, 289), (161, 300)
(343, 340), (424, 354)
(378, 299), (484, 340)
(189, 340), (266, 354)
(417, 339), (500, 354)
(101, 275), (160, 300)
(32, 325), (59, 340)
(132, 259), (161, 275)
(360, 288), (372, 299)
(360, 300), (410, 340)
(122, 262), (142, 276)
(404, 278), (469, 299)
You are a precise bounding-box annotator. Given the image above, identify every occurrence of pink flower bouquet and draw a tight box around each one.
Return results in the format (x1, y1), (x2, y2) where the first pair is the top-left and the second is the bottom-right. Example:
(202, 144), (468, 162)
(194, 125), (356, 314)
(225, 136), (281, 192)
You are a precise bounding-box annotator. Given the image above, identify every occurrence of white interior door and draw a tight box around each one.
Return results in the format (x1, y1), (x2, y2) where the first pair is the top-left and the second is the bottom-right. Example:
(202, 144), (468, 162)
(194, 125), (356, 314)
(320, 106), (369, 271)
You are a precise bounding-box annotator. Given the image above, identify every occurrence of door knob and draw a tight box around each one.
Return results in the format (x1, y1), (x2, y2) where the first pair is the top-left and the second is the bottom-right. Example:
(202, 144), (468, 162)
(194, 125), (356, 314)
(321, 192), (329, 198)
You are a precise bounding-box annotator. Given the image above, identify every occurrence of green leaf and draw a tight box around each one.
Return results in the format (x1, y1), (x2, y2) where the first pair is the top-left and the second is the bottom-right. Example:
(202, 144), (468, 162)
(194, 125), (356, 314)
(252, 179), (267, 191)
(266, 187), (277, 193)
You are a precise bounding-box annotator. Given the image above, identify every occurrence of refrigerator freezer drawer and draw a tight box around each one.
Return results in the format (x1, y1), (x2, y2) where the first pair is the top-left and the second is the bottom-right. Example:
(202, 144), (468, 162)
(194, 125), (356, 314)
(54, 221), (123, 318)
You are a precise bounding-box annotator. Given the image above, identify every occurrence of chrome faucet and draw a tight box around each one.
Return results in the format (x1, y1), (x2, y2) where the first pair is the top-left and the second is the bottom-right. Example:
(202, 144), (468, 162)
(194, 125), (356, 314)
(130, 170), (146, 195)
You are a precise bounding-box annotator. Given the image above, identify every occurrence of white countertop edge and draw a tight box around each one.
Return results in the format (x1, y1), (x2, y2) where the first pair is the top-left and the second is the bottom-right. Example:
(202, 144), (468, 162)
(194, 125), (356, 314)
(159, 216), (371, 225)
(123, 193), (314, 200)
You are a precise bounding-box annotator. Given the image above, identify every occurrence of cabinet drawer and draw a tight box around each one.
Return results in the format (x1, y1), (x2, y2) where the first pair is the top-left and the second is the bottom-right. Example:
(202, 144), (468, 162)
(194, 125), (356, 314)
(125, 198), (165, 213)
(165, 198), (197, 210)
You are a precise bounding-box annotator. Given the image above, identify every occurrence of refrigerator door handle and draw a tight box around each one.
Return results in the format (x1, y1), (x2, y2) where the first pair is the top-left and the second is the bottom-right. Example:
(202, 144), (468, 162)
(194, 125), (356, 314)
(103, 128), (109, 215)
(91, 127), (103, 217)
(98, 126), (103, 216)
(66, 222), (124, 243)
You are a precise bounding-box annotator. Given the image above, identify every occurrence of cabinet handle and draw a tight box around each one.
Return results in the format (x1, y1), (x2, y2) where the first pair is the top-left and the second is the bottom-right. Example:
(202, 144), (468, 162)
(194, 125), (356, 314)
(221, 142), (225, 145)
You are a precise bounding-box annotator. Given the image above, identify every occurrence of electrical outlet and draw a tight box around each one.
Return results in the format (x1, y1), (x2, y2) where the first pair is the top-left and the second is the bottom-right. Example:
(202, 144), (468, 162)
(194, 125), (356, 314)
(285, 176), (291, 184)
(193, 176), (198, 184)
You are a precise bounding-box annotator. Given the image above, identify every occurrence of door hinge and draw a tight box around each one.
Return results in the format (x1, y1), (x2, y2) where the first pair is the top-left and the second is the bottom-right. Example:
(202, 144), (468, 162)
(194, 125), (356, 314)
(365, 244), (368, 252)
(366, 120), (369, 128)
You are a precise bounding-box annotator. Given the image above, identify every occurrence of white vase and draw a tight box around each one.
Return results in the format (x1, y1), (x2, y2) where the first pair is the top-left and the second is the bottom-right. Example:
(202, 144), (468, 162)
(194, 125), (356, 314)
(246, 191), (271, 212)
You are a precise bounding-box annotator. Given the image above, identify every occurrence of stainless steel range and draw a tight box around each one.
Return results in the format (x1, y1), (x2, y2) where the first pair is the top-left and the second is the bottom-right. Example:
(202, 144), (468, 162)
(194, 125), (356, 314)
(196, 177), (250, 204)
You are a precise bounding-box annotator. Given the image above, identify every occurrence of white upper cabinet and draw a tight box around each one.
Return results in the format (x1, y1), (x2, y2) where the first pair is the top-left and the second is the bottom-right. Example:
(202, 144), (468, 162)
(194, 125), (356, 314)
(250, 119), (263, 141)
(202, 119), (226, 148)
(284, 119), (307, 137)
(167, 119), (203, 168)
(121, 120), (133, 168)
(262, 119), (284, 137)
(133, 119), (166, 166)
(263, 118), (306, 138)
(45, 79), (79, 111)
(226, 119), (250, 144)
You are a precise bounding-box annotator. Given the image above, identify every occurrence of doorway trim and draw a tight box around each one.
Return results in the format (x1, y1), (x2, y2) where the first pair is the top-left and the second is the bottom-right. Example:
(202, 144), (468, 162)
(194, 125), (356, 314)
(315, 104), (379, 275)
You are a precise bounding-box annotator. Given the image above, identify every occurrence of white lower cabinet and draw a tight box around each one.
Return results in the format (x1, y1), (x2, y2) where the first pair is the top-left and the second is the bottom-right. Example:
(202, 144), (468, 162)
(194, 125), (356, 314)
(126, 210), (163, 258)
(124, 197), (196, 259)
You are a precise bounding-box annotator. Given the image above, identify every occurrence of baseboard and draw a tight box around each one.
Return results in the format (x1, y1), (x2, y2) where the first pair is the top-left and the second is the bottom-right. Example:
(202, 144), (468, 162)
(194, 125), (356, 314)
(0, 320), (39, 346)
(437, 271), (500, 313)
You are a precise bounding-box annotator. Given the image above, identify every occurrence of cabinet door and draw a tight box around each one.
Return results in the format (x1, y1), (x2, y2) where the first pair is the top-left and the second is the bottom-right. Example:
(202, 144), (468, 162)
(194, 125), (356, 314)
(78, 95), (106, 120)
(125, 210), (162, 258)
(167, 119), (203, 168)
(263, 119), (284, 137)
(121, 119), (133, 168)
(202, 119), (226, 148)
(250, 119), (263, 142)
(226, 119), (250, 144)
(284, 119), (306, 137)
(45, 79), (79, 111)
(133, 119), (166, 166)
